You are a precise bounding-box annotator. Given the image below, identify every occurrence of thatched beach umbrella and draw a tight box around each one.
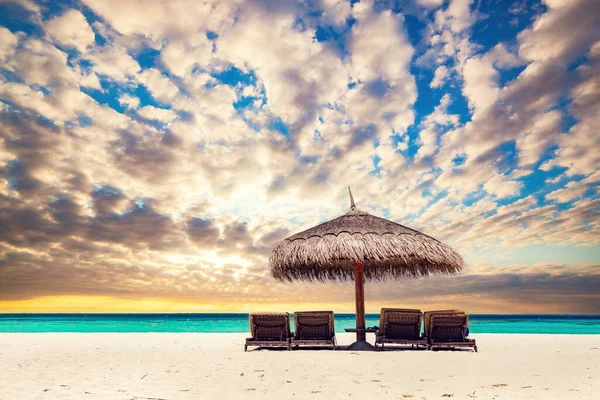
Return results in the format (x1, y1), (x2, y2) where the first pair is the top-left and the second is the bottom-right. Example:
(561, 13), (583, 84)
(269, 188), (463, 350)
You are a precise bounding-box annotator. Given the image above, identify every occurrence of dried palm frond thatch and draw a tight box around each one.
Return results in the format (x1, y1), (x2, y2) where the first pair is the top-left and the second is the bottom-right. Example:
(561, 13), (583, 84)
(269, 190), (463, 282)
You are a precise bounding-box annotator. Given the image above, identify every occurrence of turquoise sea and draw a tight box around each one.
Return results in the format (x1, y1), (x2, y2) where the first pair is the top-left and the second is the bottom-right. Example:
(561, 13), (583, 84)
(0, 314), (599, 334)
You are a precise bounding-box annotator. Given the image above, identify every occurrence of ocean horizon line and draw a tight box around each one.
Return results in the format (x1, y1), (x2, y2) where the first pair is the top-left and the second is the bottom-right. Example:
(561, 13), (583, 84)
(2, 313), (599, 334)
(1, 312), (599, 316)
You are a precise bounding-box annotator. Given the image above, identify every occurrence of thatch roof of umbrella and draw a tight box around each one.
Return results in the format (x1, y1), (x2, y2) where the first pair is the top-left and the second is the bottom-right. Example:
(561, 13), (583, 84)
(270, 188), (463, 282)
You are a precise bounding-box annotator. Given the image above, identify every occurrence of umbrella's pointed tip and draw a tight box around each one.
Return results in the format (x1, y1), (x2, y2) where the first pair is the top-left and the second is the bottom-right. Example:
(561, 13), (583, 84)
(348, 186), (355, 209)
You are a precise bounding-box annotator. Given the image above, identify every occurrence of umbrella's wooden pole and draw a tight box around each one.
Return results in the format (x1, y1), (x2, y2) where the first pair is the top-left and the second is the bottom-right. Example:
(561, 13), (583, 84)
(354, 260), (366, 342)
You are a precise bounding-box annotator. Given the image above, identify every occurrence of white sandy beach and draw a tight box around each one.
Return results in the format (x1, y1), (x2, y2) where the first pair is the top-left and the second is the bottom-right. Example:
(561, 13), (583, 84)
(0, 333), (598, 400)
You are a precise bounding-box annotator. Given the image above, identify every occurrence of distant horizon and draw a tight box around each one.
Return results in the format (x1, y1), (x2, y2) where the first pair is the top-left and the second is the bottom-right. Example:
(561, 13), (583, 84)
(2, 312), (600, 316)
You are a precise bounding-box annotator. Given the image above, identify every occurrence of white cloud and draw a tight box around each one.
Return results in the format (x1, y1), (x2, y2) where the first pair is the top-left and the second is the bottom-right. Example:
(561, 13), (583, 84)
(430, 65), (449, 88)
(484, 174), (524, 199)
(546, 181), (589, 203)
(435, 0), (475, 34)
(417, 94), (459, 160)
(416, 0), (444, 10)
(137, 105), (177, 123)
(0, 27), (19, 63)
(45, 9), (95, 53)
(83, 0), (235, 41)
(344, 2), (417, 133)
(487, 43), (524, 69)
(462, 56), (498, 113)
(85, 45), (140, 82)
(10, 38), (76, 86)
(78, 71), (101, 89)
(516, 110), (561, 167)
(138, 68), (180, 103)
(119, 95), (140, 109)
(161, 35), (213, 77)
(518, 0), (600, 63)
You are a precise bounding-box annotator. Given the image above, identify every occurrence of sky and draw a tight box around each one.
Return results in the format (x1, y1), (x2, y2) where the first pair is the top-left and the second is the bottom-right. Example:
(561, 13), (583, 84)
(0, 0), (599, 314)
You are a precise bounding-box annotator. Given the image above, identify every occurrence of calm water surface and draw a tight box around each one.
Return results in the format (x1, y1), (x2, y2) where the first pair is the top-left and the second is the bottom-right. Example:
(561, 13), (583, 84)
(1, 314), (599, 334)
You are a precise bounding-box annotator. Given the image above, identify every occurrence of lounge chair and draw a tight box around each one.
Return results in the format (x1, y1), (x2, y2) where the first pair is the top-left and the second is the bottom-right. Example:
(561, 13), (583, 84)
(245, 312), (292, 351)
(291, 311), (336, 349)
(427, 313), (477, 352)
(423, 309), (462, 341)
(374, 308), (427, 350)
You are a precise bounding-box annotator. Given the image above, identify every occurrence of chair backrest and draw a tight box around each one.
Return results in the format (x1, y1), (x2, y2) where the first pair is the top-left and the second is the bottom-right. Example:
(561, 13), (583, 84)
(249, 313), (291, 340)
(294, 311), (335, 340)
(379, 308), (423, 339)
(424, 310), (463, 337)
(429, 314), (469, 341)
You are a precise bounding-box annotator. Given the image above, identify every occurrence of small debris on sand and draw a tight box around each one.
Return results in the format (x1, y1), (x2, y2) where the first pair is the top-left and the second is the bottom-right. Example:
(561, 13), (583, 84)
(401, 394), (414, 398)
(441, 394), (453, 397)
(492, 384), (508, 388)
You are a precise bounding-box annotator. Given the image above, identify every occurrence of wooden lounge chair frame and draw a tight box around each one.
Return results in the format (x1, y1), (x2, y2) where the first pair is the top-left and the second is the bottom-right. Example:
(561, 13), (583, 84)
(375, 308), (428, 350)
(245, 312), (291, 351)
(423, 309), (461, 340)
(291, 311), (337, 349)
(427, 314), (477, 352)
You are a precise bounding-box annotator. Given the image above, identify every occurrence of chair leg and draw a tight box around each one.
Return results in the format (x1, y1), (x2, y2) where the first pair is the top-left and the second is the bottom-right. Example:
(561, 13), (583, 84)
(244, 344), (248, 352)
(474, 345), (478, 352)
